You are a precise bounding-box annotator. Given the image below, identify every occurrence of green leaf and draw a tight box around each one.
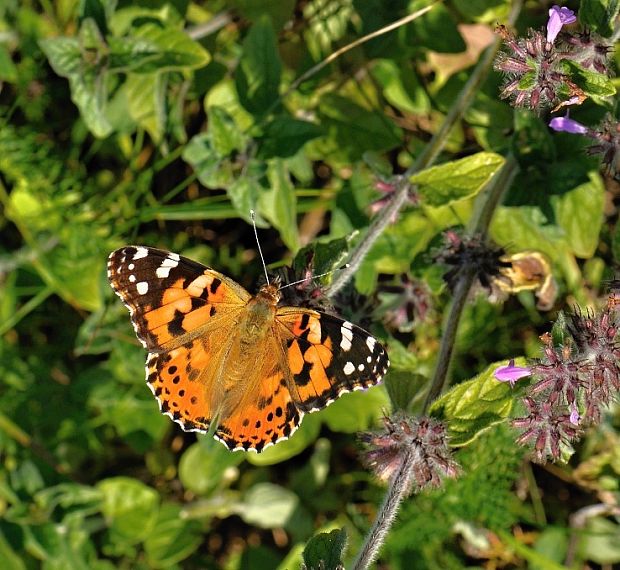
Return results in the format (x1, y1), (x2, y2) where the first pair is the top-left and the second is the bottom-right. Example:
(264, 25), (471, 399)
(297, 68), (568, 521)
(40, 20), (112, 138)
(0, 529), (26, 570)
(578, 517), (620, 565)
(97, 477), (159, 544)
(0, 45), (18, 83)
(405, 2), (466, 53)
(178, 440), (243, 495)
(227, 175), (263, 224)
(258, 116), (323, 158)
(144, 503), (203, 568)
(579, 0), (620, 37)
(371, 59), (431, 115)
(292, 235), (352, 277)
(430, 359), (527, 446)
(259, 159), (300, 252)
(208, 106), (247, 156)
(321, 386), (389, 433)
(124, 72), (165, 143)
(318, 94), (402, 160)
(561, 60), (616, 98)
(182, 133), (233, 188)
(412, 152), (505, 207)
(302, 528), (348, 570)
(236, 483), (299, 529)
(384, 371), (427, 411)
(551, 173), (605, 258)
(235, 16), (282, 115)
(108, 24), (211, 73)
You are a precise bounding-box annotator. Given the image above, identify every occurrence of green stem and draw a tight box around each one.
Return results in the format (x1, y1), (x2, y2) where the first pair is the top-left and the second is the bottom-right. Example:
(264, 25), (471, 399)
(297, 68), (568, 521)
(0, 286), (54, 336)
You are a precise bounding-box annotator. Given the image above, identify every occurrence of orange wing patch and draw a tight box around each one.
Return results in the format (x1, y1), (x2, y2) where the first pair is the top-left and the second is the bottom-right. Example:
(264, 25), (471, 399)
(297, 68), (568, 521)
(214, 350), (302, 452)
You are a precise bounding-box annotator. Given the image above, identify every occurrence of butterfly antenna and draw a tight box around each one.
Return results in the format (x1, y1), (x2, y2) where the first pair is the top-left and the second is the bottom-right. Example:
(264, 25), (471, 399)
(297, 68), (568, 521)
(278, 264), (350, 291)
(250, 210), (270, 286)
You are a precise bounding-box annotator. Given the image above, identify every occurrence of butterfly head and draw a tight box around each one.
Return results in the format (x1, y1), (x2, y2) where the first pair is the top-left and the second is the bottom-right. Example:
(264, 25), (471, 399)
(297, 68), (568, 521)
(256, 283), (281, 306)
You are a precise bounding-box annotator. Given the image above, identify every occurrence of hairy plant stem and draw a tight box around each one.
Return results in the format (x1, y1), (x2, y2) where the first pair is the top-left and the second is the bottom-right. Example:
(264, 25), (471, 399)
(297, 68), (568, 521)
(351, 447), (416, 570)
(349, 1), (524, 566)
(422, 153), (519, 412)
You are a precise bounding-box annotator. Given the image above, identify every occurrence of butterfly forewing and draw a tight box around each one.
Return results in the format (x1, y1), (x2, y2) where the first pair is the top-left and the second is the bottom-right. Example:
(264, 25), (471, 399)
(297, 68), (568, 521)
(107, 246), (249, 351)
(275, 308), (390, 412)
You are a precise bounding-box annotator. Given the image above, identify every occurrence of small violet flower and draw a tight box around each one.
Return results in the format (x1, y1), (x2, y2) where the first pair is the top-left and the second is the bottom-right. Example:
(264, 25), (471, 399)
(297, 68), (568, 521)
(494, 359), (532, 387)
(549, 115), (589, 135)
(546, 5), (577, 44)
(569, 402), (580, 426)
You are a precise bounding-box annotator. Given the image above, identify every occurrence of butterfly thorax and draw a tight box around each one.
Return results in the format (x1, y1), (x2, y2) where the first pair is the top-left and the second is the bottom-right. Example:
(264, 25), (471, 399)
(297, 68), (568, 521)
(238, 284), (280, 340)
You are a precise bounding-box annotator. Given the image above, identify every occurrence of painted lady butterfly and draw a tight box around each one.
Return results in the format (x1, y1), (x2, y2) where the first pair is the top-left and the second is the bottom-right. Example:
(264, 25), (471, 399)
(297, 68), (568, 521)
(107, 246), (389, 452)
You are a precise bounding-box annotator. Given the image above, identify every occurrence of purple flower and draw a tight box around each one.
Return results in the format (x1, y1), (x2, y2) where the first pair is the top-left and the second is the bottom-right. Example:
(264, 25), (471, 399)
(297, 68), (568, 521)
(494, 359), (532, 387)
(569, 402), (580, 425)
(549, 116), (589, 135)
(547, 5), (577, 44)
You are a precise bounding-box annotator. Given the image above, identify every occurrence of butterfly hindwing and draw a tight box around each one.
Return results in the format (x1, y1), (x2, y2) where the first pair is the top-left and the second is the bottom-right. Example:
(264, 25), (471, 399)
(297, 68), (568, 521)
(214, 336), (303, 452)
(107, 246), (250, 351)
(276, 308), (389, 412)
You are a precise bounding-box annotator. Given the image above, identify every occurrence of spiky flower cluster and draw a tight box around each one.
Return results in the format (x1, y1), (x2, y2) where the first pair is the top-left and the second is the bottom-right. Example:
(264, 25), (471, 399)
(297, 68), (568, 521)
(495, 295), (620, 463)
(360, 414), (460, 494)
(435, 231), (510, 293)
(494, 5), (611, 112)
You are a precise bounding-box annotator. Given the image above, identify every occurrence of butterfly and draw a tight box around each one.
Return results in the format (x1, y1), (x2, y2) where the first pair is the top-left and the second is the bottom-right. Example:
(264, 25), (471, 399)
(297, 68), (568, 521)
(107, 246), (389, 452)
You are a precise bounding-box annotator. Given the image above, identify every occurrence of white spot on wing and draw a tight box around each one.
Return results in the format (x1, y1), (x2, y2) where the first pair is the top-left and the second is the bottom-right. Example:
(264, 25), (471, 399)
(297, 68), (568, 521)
(343, 361), (355, 375)
(137, 281), (149, 295)
(366, 336), (376, 352)
(358, 363), (365, 371)
(129, 275), (136, 283)
(340, 322), (354, 351)
(133, 247), (149, 260)
(128, 263), (135, 270)
(156, 255), (179, 279)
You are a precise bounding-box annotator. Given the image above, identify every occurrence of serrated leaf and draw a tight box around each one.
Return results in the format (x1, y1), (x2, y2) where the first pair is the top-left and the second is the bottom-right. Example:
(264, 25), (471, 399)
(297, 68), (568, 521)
(430, 359), (528, 446)
(412, 152), (505, 207)
(258, 116), (323, 158)
(236, 483), (299, 529)
(235, 16), (282, 115)
(259, 159), (300, 252)
(551, 173), (605, 258)
(579, 0), (620, 37)
(302, 528), (347, 570)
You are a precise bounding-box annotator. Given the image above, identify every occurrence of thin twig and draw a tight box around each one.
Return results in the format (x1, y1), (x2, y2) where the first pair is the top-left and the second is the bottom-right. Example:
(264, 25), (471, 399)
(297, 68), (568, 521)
(186, 11), (233, 40)
(285, 3), (437, 97)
